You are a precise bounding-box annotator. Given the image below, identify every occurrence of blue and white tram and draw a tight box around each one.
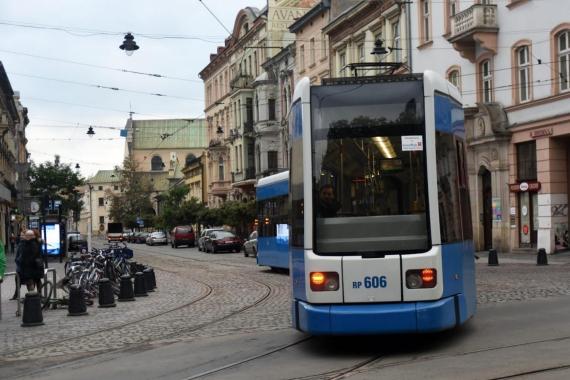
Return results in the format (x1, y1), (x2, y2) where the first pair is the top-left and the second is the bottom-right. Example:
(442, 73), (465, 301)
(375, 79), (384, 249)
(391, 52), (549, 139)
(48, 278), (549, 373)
(289, 71), (476, 335)
(256, 170), (290, 270)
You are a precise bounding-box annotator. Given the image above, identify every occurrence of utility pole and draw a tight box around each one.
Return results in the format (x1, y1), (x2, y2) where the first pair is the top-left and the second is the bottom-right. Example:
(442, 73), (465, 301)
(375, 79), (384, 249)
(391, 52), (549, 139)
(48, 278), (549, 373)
(87, 184), (93, 252)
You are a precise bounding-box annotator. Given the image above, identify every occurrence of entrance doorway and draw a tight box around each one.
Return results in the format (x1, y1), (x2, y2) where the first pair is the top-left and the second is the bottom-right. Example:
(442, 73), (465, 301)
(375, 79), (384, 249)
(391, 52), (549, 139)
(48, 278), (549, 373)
(481, 168), (492, 250)
(519, 191), (538, 248)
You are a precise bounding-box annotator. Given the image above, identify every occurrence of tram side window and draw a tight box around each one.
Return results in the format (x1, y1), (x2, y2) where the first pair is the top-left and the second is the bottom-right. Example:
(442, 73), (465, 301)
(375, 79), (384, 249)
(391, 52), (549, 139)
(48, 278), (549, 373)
(258, 196), (288, 237)
(436, 131), (463, 243)
(456, 140), (473, 240)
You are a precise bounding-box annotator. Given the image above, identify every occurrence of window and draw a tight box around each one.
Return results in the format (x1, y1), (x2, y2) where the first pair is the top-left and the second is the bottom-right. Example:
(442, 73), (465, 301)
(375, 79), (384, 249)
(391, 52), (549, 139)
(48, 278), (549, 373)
(448, 69), (461, 90)
(98, 186), (103, 191)
(559, 30), (570, 92)
(357, 43), (365, 63)
(299, 45), (305, 71)
(98, 197), (104, 207)
(480, 60), (493, 102)
(99, 216), (105, 225)
(114, 185), (119, 191)
(268, 151), (278, 171)
(517, 141), (537, 181)
(151, 156), (164, 171)
(268, 99), (276, 121)
(517, 46), (531, 102)
(235, 146), (239, 171)
(338, 50), (346, 76)
(310, 38), (316, 66)
(218, 157), (224, 181)
(321, 33), (328, 59)
(392, 21), (401, 62)
(258, 195), (288, 238)
(185, 153), (197, 166)
(254, 51), (258, 77)
(420, 0), (431, 43)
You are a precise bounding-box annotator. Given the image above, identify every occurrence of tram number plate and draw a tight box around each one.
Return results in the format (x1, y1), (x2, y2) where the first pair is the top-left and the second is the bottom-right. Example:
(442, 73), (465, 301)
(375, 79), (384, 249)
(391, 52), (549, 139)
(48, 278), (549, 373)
(353, 276), (387, 289)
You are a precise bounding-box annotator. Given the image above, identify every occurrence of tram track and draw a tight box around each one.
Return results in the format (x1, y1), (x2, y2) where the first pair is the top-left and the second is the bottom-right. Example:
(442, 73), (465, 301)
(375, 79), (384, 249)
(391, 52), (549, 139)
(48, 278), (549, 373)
(4, 245), (282, 379)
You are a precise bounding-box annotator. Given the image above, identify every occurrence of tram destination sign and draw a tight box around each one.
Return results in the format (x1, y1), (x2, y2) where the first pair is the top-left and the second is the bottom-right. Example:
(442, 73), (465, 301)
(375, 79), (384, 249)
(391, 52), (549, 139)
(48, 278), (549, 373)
(509, 181), (541, 193)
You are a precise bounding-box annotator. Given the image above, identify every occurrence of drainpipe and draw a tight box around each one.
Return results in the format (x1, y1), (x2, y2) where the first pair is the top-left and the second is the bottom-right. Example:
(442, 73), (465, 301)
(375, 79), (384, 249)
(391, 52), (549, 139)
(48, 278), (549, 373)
(405, 0), (413, 72)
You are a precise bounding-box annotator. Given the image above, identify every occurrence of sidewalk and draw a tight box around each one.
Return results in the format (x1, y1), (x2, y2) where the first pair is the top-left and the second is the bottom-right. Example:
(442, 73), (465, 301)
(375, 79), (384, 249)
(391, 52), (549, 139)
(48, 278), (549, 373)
(476, 249), (570, 265)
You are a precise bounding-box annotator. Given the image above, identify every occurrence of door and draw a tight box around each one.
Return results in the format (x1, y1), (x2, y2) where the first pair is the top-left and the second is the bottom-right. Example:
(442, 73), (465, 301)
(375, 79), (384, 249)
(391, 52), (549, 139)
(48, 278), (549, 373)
(482, 169), (492, 250)
(519, 192), (537, 248)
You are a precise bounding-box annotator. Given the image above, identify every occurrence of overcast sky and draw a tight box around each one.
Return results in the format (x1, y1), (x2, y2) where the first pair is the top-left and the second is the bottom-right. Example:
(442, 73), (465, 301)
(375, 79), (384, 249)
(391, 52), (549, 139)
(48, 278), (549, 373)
(0, 0), (267, 178)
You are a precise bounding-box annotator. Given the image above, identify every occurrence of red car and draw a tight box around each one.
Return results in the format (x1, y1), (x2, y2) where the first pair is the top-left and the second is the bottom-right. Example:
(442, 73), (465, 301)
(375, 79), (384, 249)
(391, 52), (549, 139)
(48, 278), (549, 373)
(170, 226), (195, 248)
(204, 231), (242, 253)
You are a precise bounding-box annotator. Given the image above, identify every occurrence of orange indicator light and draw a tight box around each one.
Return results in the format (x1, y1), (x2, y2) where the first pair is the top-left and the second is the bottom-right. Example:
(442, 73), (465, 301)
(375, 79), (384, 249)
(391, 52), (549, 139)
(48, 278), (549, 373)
(421, 268), (435, 283)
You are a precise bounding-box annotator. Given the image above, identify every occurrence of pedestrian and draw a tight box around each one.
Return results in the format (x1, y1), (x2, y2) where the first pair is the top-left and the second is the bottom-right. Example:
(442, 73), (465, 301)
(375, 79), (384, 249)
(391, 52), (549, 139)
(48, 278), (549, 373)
(16, 230), (43, 292)
(10, 231), (26, 300)
(0, 238), (6, 284)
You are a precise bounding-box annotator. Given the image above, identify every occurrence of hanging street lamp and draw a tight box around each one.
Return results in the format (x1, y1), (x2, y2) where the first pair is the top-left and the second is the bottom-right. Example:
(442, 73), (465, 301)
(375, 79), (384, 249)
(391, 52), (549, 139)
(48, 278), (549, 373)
(120, 33), (140, 56)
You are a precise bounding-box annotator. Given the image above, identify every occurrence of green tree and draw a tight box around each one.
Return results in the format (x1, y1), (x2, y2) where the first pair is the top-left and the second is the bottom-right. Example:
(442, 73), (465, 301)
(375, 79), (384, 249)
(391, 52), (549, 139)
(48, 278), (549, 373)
(218, 200), (256, 238)
(107, 157), (156, 229)
(154, 186), (205, 231)
(28, 155), (85, 220)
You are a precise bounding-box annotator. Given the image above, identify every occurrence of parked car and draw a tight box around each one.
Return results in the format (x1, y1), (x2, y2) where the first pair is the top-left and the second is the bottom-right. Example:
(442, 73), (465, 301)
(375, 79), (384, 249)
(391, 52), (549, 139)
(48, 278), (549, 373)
(198, 228), (223, 251)
(170, 226), (195, 248)
(132, 232), (149, 244)
(146, 231), (167, 246)
(243, 230), (258, 257)
(204, 231), (242, 253)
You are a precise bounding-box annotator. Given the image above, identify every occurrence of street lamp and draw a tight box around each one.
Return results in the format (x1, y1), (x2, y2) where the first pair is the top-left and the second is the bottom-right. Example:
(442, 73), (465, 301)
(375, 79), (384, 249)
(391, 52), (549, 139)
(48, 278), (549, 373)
(86, 126), (95, 137)
(120, 33), (140, 56)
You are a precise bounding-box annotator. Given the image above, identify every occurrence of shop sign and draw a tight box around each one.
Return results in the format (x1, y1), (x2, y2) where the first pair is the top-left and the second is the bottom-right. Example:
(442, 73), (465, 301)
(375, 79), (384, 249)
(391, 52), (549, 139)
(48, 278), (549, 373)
(530, 128), (553, 139)
(509, 181), (541, 193)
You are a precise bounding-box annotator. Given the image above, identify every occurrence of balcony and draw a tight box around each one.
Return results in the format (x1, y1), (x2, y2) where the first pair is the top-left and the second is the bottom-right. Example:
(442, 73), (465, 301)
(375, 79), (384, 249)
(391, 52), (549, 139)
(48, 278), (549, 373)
(243, 120), (254, 134)
(447, 4), (498, 62)
(230, 74), (254, 90)
(245, 167), (256, 180)
(210, 180), (231, 196)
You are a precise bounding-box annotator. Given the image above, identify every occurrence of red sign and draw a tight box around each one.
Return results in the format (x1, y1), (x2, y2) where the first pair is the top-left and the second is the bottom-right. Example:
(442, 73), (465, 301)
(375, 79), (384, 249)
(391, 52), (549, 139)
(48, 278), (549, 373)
(523, 225), (529, 235)
(530, 128), (553, 138)
(509, 181), (541, 193)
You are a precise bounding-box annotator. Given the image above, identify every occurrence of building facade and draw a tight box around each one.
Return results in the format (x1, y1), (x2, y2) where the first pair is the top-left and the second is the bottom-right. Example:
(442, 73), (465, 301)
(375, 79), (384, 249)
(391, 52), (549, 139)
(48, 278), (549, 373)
(80, 170), (121, 236)
(410, 0), (570, 253)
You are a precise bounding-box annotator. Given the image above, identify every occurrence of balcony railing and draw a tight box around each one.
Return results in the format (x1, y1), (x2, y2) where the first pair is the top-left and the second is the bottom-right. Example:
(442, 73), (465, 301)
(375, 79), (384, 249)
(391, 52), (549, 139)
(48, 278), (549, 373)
(230, 74), (254, 90)
(449, 4), (497, 40)
(245, 167), (256, 180)
(243, 120), (254, 134)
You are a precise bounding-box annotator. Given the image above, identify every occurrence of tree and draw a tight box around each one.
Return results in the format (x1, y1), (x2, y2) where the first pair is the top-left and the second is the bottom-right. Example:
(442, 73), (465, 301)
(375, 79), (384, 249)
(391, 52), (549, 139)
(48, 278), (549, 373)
(107, 157), (156, 229)
(218, 200), (256, 238)
(154, 186), (205, 231)
(28, 155), (85, 222)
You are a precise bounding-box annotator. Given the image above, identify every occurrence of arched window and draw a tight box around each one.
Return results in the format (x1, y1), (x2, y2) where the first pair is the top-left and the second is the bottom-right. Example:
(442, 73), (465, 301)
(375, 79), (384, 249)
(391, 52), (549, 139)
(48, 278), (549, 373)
(151, 156), (164, 171)
(447, 67), (461, 91)
(559, 30), (570, 92)
(480, 59), (493, 103)
(185, 154), (197, 166)
(517, 45), (531, 102)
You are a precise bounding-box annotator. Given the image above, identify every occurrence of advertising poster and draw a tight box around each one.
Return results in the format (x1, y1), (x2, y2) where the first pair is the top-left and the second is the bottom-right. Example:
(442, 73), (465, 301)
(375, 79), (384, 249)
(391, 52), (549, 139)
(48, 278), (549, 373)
(492, 198), (502, 221)
(41, 224), (61, 256)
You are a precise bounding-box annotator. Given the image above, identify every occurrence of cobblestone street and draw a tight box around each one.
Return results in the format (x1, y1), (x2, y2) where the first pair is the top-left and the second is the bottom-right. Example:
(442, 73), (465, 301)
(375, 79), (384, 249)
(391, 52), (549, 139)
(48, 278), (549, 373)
(2, 245), (570, 374)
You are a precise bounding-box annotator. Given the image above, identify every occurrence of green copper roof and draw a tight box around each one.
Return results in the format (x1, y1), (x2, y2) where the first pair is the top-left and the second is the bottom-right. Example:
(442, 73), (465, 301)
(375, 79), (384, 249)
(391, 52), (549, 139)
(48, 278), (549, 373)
(132, 119), (207, 149)
(88, 170), (121, 184)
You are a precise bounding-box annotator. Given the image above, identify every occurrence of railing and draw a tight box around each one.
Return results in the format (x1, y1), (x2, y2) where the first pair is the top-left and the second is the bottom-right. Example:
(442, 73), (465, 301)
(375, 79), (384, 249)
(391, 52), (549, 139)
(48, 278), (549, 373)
(245, 167), (256, 180)
(450, 4), (497, 38)
(230, 74), (254, 90)
(243, 120), (254, 134)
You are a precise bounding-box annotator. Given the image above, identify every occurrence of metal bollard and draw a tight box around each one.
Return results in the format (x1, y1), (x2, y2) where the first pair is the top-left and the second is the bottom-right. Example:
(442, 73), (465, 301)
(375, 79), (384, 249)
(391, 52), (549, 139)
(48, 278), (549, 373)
(68, 285), (88, 316)
(488, 249), (499, 266)
(143, 268), (155, 293)
(149, 268), (157, 290)
(118, 275), (135, 302)
(537, 248), (548, 266)
(134, 272), (148, 297)
(21, 291), (44, 327)
(98, 278), (116, 308)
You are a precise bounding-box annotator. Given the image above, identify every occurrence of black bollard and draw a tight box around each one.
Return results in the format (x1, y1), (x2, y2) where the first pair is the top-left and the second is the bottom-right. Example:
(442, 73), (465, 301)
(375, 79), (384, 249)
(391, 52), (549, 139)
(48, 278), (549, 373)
(68, 285), (88, 316)
(118, 275), (135, 302)
(98, 278), (116, 308)
(21, 291), (44, 327)
(149, 268), (157, 290)
(488, 249), (499, 266)
(134, 272), (148, 297)
(143, 268), (155, 293)
(537, 248), (548, 266)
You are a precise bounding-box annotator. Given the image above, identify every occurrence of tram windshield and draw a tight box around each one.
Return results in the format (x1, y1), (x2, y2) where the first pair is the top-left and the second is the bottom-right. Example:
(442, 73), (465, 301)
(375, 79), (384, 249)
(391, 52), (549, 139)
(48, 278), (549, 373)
(311, 80), (429, 254)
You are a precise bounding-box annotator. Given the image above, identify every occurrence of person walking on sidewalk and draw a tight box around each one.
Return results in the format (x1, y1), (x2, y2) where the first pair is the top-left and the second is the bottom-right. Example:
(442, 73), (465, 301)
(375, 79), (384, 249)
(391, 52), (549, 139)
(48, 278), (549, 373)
(17, 230), (43, 292)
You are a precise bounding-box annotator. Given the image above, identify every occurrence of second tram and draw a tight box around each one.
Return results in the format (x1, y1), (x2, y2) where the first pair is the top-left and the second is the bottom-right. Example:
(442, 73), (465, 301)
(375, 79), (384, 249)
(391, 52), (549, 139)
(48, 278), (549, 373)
(289, 71), (476, 334)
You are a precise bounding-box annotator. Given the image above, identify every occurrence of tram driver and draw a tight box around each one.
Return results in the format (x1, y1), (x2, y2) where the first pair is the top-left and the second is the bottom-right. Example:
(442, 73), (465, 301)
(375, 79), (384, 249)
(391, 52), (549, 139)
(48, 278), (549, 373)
(317, 184), (341, 218)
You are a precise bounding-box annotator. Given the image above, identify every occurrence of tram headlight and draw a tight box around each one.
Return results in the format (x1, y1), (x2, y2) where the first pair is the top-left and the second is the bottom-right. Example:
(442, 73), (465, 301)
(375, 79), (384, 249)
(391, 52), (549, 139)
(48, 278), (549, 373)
(406, 269), (437, 289)
(310, 272), (339, 291)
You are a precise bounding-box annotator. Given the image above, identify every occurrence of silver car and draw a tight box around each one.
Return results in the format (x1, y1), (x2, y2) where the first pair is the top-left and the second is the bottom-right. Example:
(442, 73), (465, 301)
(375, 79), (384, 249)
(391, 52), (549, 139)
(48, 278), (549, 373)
(146, 231), (167, 246)
(198, 228), (223, 251)
(243, 231), (258, 257)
